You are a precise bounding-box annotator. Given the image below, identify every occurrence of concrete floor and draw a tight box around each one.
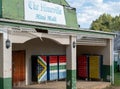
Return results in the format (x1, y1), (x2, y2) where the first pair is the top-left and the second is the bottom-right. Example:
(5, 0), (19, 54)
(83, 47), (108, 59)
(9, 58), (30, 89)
(13, 80), (111, 89)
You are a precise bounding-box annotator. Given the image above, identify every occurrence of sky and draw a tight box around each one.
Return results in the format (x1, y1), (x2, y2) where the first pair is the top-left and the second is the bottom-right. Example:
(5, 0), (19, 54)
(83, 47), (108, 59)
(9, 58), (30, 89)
(66, 0), (120, 28)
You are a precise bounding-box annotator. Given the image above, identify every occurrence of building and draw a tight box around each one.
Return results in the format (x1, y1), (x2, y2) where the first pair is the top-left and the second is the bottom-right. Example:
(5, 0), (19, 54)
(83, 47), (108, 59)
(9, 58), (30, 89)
(0, 0), (115, 89)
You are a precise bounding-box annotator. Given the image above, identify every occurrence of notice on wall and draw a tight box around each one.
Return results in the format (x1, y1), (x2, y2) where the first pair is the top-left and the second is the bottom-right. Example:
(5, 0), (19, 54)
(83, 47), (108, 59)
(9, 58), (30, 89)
(24, 0), (66, 25)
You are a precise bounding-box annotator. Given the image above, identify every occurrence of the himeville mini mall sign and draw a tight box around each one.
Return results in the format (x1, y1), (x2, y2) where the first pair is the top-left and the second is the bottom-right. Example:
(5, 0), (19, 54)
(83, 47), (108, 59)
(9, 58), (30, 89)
(24, 0), (66, 25)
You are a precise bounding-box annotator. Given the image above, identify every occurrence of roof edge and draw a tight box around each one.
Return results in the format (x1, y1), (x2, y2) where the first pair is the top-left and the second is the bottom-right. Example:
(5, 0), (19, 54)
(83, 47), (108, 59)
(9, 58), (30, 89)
(0, 18), (116, 36)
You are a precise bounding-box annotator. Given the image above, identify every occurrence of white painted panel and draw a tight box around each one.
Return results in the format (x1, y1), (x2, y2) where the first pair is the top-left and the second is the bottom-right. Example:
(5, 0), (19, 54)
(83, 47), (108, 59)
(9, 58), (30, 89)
(3, 33), (12, 78)
(24, 0), (66, 25)
(77, 38), (107, 46)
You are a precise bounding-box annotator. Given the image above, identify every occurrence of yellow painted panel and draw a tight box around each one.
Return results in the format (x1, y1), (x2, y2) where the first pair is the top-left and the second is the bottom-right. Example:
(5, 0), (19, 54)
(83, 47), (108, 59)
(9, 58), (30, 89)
(89, 56), (100, 79)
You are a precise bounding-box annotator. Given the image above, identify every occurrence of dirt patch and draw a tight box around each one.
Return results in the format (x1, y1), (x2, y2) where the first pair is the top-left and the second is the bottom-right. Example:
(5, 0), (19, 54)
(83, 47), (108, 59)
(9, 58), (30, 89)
(77, 80), (110, 89)
(13, 81), (111, 89)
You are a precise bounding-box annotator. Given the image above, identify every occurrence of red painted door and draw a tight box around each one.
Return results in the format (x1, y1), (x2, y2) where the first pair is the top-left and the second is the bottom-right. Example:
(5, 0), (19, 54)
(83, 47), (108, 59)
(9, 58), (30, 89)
(12, 51), (25, 86)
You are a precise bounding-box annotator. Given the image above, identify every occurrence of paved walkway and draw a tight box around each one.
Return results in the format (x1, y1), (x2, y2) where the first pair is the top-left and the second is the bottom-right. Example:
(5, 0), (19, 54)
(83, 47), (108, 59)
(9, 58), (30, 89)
(13, 81), (111, 89)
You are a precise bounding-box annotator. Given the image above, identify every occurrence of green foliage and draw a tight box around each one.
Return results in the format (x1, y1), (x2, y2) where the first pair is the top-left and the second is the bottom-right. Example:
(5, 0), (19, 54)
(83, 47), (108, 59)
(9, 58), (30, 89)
(110, 15), (120, 31)
(90, 13), (120, 32)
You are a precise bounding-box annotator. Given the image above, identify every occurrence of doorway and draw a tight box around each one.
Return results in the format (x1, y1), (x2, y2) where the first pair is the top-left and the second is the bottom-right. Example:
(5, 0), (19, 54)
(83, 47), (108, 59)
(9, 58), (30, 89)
(12, 50), (26, 86)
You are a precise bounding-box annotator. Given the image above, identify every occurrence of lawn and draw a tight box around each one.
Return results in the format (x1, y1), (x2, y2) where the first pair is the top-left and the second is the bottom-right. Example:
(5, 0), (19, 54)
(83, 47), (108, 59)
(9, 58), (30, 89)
(114, 72), (120, 86)
(104, 73), (120, 89)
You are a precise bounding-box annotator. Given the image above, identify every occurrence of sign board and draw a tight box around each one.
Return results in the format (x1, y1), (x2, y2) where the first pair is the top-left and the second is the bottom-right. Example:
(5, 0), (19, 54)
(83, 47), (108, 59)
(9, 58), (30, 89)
(24, 0), (66, 25)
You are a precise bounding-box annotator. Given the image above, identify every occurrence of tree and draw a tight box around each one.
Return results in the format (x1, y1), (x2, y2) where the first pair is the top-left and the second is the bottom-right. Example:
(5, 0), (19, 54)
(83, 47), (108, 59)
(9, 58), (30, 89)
(110, 15), (120, 31)
(90, 13), (120, 32)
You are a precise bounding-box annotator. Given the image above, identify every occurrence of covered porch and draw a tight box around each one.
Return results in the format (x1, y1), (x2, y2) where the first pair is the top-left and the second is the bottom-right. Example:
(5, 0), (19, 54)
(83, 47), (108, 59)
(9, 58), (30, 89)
(0, 24), (115, 89)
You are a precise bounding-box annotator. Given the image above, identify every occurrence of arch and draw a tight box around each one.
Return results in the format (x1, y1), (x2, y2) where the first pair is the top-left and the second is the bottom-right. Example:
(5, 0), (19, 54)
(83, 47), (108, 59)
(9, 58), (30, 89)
(41, 33), (70, 45)
(11, 32), (70, 45)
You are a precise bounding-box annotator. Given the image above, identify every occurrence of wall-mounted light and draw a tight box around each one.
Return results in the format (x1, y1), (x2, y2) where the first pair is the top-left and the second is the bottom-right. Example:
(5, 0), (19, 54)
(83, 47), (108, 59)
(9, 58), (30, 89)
(6, 39), (10, 49)
(6, 30), (11, 49)
(73, 41), (76, 48)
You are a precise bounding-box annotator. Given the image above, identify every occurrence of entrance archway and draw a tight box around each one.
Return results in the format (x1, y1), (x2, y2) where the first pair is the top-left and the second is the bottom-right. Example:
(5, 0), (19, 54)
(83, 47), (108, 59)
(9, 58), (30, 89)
(12, 36), (67, 86)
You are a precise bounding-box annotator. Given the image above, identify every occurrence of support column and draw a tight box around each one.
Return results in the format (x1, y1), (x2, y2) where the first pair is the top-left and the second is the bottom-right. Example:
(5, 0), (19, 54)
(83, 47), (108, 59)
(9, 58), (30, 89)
(66, 36), (76, 89)
(0, 32), (12, 89)
(110, 39), (114, 84)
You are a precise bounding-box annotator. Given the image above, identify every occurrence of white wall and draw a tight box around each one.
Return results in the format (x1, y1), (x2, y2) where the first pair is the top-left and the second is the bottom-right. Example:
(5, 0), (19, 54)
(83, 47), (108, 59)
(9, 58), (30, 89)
(101, 40), (111, 65)
(0, 33), (12, 78)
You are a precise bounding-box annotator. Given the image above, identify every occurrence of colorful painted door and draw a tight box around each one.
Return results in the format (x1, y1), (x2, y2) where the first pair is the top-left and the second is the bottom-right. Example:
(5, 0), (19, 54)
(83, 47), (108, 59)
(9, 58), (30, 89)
(12, 51), (25, 86)
(48, 56), (58, 81)
(58, 56), (66, 79)
(89, 56), (100, 79)
(77, 55), (88, 79)
(31, 55), (47, 82)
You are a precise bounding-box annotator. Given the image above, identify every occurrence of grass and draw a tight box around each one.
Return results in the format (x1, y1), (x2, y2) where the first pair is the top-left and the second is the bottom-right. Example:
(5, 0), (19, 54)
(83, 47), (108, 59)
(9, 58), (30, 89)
(114, 72), (120, 86)
(104, 72), (120, 89)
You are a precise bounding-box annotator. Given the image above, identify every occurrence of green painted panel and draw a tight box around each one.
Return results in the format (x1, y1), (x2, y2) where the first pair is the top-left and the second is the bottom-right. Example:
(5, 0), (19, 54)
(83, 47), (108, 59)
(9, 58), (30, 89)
(110, 64), (113, 83)
(1, 0), (78, 28)
(67, 70), (76, 89)
(41, 0), (78, 28)
(0, 77), (12, 89)
(64, 7), (79, 28)
(44, 0), (69, 5)
(60, 0), (69, 6)
(50, 65), (58, 70)
(0, 0), (2, 17)
(2, 0), (24, 20)
(0, 78), (3, 89)
(102, 65), (110, 81)
(59, 65), (66, 70)
(49, 0), (61, 4)
(114, 61), (118, 73)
